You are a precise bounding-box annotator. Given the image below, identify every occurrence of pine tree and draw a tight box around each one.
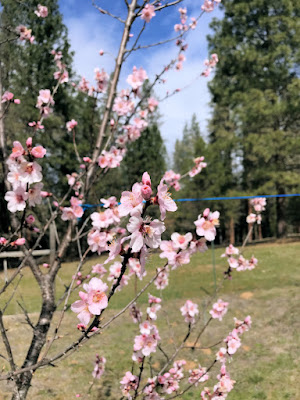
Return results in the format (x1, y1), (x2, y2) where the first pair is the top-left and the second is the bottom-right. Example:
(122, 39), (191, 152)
(208, 0), (300, 237)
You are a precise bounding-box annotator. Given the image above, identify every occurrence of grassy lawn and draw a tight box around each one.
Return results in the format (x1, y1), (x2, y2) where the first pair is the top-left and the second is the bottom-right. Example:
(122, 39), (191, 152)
(0, 241), (299, 399)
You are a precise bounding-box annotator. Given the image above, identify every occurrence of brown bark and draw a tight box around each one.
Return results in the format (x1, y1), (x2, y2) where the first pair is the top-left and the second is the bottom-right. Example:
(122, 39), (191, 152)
(229, 217), (235, 244)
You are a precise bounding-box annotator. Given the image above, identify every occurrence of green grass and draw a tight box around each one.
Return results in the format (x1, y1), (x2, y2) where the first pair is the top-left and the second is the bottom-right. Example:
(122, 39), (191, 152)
(0, 242), (299, 399)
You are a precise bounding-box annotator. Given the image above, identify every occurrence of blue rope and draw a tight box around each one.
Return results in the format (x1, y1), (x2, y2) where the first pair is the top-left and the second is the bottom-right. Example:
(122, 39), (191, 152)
(81, 193), (300, 210)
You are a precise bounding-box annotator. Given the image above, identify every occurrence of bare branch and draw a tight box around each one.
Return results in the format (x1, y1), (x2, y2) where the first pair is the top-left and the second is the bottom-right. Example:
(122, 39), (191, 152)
(92, 0), (125, 23)
(0, 310), (16, 372)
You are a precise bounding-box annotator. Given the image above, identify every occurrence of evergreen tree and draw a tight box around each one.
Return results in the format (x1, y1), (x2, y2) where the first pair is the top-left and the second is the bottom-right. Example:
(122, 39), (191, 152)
(208, 0), (300, 237)
(122, 123), (167, 189)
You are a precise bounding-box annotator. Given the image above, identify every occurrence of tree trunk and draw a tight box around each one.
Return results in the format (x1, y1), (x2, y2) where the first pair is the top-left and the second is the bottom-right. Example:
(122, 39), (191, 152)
(12, 276), (56, 400)
(276, 193), (287, 238)
(229, 217), (235, 244)
(0, 62), (11, 233)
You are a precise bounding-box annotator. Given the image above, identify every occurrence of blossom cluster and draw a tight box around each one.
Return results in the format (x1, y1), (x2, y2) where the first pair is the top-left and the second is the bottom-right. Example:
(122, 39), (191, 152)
(202, 53), (219, 77)
(5, 139), (47, 213)
(1, 91), (20, 104)
(52, 49), (69, 84)
(71, 277), (108, 326)
(247, 197), (267, 225)
(92, 355), (106, 379)
(221, 244), (258, 272)
(201, 0), (222, 13)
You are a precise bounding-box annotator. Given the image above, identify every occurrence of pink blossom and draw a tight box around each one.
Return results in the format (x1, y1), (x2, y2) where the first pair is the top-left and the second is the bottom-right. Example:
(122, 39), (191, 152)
(141, 4), (156, 23)
(16, 25), (34, 43)
(127, 216), (165, 252)
(34, 4), (48, 18)
(36, 89), (54, 108)
(148, 97), (158, 112)
(201, 0), (215, 12)
(28, 183), (43, 207)
(210, 299), (229, 321)
(26, 214), (35, 225)
(190, 238), (208, 254)
(71, 277), (108, 325)
(224, 329), (241, 355)
(133, 324), (160, 357)
(156, 180), (177, 220)
(246, 213), (256, 224)
(221, 244), (239, 257)
(98, 147), (124, 169)
(147, 303), (161, 321)
(194, 209), (220, 241)
(101, 196), (118, 208)
(119, 183), (143, 217)
(154, 266), (169, 290)
(92, 355), (106, 379)
(0, 237), (8, 246)
(94, 68), (109, 93)
(159, 240), (177, 262)
(127, 66), (148, 90)
(171, 232), (192, 250)
(12, 238), (26, 246)
(88, 229), (111, 254)
(250, 197), (266, 212)
(18, 161), (42, 184)
(1, 91), (14, 103)
(5, 186), (28, 212)
(188, 366), (209, 385)
(66, 119), (78, 131)
(180, 300), (199, 323)
(10, 141), (24, 159)
(91, 209), (114, 229)
(113, 97), (134, 116)
(120, 371), (139, 398)
(169, 250), (191, 269)
(216, 347), (227, 363)
(31, 145), (46, 158)
(128, 257), (145, 280)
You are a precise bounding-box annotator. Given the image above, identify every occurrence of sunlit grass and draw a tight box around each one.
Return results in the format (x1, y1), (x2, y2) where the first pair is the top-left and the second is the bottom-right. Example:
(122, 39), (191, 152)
(0, 241), (299, 399)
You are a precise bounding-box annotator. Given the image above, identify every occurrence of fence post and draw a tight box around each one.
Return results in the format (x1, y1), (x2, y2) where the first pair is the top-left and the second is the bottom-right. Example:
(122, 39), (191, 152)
(3, 258), (8, 283)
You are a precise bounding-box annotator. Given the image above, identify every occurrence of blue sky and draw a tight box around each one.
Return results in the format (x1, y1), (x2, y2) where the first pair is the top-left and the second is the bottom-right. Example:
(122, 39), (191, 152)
(58, 0), (223, 155)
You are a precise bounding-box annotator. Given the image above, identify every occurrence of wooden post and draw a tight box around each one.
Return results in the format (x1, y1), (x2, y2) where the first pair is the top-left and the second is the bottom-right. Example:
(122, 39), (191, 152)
(3, 258), (8, 283)
(49, 223), (56, 265)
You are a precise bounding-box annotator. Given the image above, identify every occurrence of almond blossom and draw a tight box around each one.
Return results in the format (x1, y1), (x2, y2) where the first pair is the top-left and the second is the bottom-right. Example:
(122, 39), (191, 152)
(141, 4), (156, 23)
(16, 25), (34, 43)
(28, 183), (43, 207)
(171, 232), (192, 250)
(91, 209), (114, 229)
(127, 66), (148, 90)
(119, 183), (143, 217)
(5, 186), (28, 212)
(120, 371), (139, 398)
(156, 180), (177, 220)
(210, 299), (229, 321)
(1, 91), (14, 103)
(180, 300), (199, 323)
(127, 216), (165, 252)
(34, 4), (48, 18)
(194, 208), (220, 241)
(66, 119), (78, 131)
(188, 366), (209, 385)
(71, 277), (108, 325)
